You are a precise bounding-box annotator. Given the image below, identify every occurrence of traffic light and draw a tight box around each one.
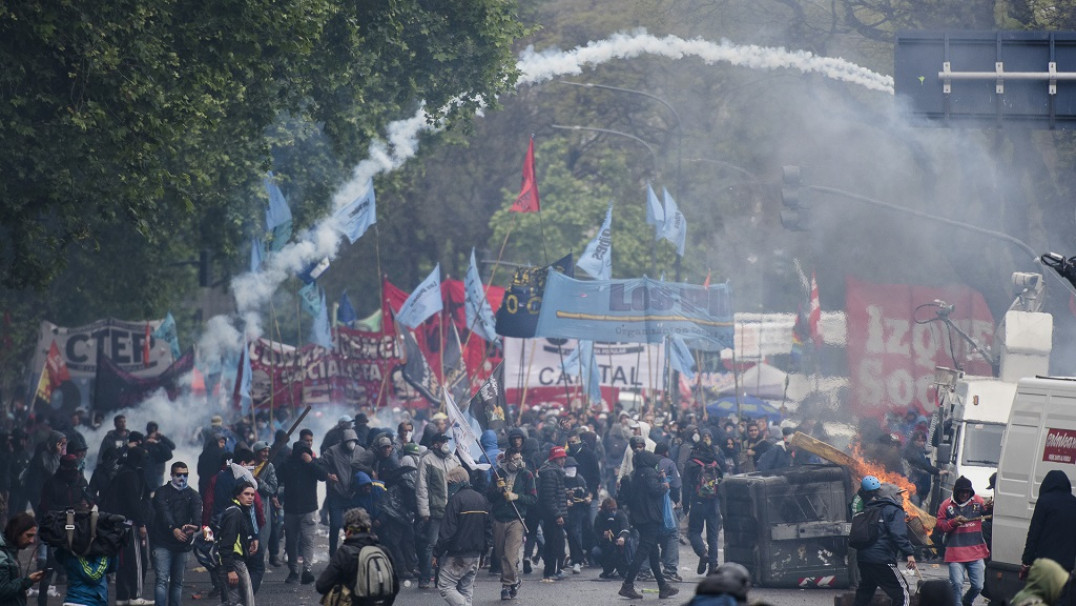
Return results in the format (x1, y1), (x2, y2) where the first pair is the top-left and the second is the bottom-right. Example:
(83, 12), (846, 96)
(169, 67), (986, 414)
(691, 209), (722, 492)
(779, 165), (809, 230)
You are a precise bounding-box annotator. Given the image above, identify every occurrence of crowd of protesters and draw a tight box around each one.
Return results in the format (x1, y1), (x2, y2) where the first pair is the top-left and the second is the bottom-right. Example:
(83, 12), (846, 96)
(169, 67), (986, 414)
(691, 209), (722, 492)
(1, 392), (1073, 606)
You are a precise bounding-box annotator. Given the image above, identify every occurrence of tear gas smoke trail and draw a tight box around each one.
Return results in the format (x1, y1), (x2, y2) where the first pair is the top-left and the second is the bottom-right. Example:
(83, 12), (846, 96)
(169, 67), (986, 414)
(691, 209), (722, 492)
(98, 30), (895, 464)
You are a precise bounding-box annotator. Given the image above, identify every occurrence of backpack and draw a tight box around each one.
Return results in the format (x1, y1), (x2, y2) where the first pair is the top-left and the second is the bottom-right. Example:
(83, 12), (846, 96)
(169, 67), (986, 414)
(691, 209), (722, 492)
(848, 505), (884, 549)
(692, 459), (721, 499)
(353, 545), (398, 606)
(39, 508), (130, 556)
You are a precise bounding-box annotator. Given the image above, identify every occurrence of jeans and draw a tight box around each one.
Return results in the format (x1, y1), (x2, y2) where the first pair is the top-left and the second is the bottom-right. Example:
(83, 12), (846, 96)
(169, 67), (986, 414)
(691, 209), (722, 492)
(688, 498), (721, 566)
(949, 559), (985, 606)
(660, 527), (679, 575)
(418, 517), (442, 582)
(152, 547), (188, 606)
(284, 511), (317, 574)
(566, 507), (587, 566)
(219, 559), (254, 606)
(436, 555), (479, 606)
(268, 504), (284, 560)
(327, 494), (348, 558)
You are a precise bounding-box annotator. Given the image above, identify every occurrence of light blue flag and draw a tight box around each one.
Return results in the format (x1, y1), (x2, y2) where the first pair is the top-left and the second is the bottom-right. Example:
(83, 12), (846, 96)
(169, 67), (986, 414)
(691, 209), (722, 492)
(237, 342), (252, 416)
(264, 172), (293, 252)
(333, 178), (377, 244)
(337, 291), (357, 327)
(645, 182), (664, 239)
(577, 204), (613, 280)
(396, 264), (443, 329)
(667, 334), (696, 381)
(298, 282), (321, 318)
(560, 344), (581, 376)
(249, 235), (265, 273)
(152, 312), (182, 361)
(464, 249), (499, 344)
(311, 289), (333, 349)
(578, 340), (602, 403)
(661, 188), (687, 257)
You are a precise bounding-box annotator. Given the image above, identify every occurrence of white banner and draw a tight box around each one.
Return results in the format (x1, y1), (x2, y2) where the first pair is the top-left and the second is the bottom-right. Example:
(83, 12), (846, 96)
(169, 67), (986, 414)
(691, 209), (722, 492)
(32, 319), (175, 380)
(503, 338), (665, 391)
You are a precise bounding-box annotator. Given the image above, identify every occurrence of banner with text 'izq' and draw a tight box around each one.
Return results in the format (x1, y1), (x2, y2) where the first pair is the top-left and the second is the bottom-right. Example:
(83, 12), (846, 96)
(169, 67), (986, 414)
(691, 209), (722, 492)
(845, 277), (995, 417)
(534, 271), (734, 350)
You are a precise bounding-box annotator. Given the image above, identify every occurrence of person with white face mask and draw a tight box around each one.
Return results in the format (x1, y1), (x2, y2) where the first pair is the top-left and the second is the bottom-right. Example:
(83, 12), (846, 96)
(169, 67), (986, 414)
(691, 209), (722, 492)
(415, 433), (460, 589)
(151, 462), (202, 606)
(319, 429), (370, 558)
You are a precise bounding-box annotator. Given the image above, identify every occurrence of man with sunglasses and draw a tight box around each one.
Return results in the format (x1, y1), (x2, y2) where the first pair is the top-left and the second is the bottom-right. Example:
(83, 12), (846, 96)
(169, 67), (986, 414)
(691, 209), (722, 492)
(151, 462), (202, 606)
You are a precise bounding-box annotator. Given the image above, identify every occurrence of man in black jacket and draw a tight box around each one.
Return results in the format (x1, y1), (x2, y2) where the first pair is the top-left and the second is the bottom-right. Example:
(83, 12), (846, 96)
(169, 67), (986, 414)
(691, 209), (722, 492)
(314, 507), (399, 603)
(1021, 469), (1076, 573)
(536, 446), (568, 582)
(683, 431), (723, 576)
(618, 450), (679, 601)
(435, 467), (488, 606)
(592, 497), (632, 579)
(280, 439), (328, 584)
(218, 481), (258, 606)
(151, 461), (202, 606)
(488, 449), (536, 600)
(105, 446), (153, 606)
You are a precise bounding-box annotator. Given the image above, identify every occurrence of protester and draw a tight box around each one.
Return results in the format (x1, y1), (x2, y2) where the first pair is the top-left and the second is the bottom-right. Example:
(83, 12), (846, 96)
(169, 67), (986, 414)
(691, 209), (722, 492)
(0, 513), (45, 606)
(35, 453), (90, 606)
(536, 446), (568, 582)
(251, 441), (278, 592)
(320, 416), (353, 455)
(1012, 558), (1070, 606)
(592, 498), (632, 580)
(488, 449), (535, 600)
(903, 431), (947, 507)
(103, 446), (153, 606)
(936, 476), (990, 606)
(322, 429), (369, 557)
(617, 449), (679, 601)
(853, 479), (917, 606)
(55, 546), (115, 606)
(143, 421), (176, 491)
(280, 435), (328, 585)
(756, 427), (795, 471)
(684, 562), (752, 606)
(267, 430), (290, 568)
(1022, 470), (1076, 574)
(218, 481), (258, 606)
(434, 467), (489, 606)
(314, 507), (399, 605)
(415, 433), (460, 589)
(654, 442), (682, 582)
(563, 456), (590, 574)
(152, 461), (202, 606)
(683, 428), (723, 577)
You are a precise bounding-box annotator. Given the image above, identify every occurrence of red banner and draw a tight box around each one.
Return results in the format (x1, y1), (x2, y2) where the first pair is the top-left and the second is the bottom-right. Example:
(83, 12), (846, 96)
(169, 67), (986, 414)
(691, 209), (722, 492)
(1043, 427), (1076, 464)
(845, 277), (994, 417)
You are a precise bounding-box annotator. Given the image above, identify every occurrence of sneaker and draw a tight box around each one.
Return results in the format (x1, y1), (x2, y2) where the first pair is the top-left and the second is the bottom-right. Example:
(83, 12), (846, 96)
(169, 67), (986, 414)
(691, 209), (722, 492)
(619, 585), (643, 599)
(418, 579), (431, 589)
(599, 571), (618, 579)
(658, 586), (680, 599)
(665, 572), (684, 583)
(541, 577), (556, 583)
(285, 572), (299, 584)
(129, 599), (155, 605)
(301, 570), (315, 585)
(572, 563), (582, 574)
(510, 581), (521, 598)
(554, 571), (566, 581)
(523, 559), (532, 574)
(638, 570), (653, 581)
(269, 556), (283, 567)
(501, 587), (512, 601)
(697, 558), (707, 575)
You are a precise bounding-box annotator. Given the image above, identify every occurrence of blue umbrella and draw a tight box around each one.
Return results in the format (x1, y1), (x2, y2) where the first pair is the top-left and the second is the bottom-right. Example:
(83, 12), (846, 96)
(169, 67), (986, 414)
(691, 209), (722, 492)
(706, 395), (783, 422)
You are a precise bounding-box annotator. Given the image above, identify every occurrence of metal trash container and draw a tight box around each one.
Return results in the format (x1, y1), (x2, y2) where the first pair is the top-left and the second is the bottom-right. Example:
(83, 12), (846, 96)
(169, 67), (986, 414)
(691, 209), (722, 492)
(720, 464), (852, 588)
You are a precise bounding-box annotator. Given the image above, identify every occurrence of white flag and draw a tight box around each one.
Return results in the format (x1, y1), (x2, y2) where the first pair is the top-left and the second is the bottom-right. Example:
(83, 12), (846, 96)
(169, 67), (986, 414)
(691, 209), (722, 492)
(577, 204), (613, 280)
(396, 264), (443, 329)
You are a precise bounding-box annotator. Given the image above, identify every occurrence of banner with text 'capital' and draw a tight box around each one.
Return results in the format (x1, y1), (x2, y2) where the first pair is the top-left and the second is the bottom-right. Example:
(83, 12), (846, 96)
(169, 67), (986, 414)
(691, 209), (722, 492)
(534, 271), (733, 349)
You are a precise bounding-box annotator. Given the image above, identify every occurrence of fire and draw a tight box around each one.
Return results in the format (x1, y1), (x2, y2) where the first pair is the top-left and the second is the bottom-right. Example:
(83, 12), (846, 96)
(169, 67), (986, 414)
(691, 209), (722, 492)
(850, 442), (920, 516)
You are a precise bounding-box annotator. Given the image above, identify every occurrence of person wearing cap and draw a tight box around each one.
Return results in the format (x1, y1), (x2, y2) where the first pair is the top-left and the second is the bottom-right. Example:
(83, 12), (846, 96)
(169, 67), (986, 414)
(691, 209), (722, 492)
(563, 456), (590, 575)
(151, 461), (201, 606)
(250, 441), (278, 587)
(937, 476), (990, 606)
(686, 562), (752, 606)
(320, 429), (370, 558)
(853, 476), (917, 606)
(537, 446), (569, 582)
(420, 413), (450, 449)
(435, 467), (489, 606)
(320, 416), (353, 455)
(280, 434), (328, 584)
(416, 433), (460, 589)
(756, 427), (795, 471)
(395, 441), (423, 581)
(314, 507), (399, 601)
(353, 413), (371, 446)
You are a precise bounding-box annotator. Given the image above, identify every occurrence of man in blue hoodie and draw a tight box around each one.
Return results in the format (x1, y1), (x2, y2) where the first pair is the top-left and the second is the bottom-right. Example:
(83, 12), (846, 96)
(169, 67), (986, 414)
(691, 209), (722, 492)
(853, 478), (917, 606)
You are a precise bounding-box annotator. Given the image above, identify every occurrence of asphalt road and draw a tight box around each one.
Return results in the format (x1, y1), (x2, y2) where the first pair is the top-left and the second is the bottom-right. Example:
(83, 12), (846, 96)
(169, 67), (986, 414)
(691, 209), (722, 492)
(34, 527), (959, 606)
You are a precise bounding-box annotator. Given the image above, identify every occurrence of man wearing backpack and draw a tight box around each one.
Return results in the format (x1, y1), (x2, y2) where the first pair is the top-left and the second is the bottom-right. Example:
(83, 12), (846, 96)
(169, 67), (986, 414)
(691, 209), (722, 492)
(434, 467), (489, 606)
(683, 429), (723, 577)
(852, 477), (917, 606)
(315, 507), (399, 606)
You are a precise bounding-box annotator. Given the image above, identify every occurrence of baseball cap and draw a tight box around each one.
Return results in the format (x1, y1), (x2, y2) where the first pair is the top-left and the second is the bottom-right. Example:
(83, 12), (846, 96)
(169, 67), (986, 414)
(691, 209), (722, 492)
(548, 446), (567, 460)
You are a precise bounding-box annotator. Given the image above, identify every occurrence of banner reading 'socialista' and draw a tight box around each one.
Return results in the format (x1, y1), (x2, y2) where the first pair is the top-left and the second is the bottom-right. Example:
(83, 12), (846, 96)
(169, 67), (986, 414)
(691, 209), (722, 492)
(845, 277), (995, 417)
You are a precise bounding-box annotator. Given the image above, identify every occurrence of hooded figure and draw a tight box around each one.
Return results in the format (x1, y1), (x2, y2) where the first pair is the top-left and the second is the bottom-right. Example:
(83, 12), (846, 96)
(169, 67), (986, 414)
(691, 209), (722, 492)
(687, 562), (752, 606)
(1022, 470), (1076, 571)
(26, 430), (66, 510)
(321, 429), (370, 558)
(1011, 558), (1070, 606)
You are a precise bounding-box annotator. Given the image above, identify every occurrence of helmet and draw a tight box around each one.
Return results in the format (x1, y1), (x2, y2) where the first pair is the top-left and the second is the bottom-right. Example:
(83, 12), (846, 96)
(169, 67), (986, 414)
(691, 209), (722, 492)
(697, 562), (752, 602)
(861, 475), (881, 491)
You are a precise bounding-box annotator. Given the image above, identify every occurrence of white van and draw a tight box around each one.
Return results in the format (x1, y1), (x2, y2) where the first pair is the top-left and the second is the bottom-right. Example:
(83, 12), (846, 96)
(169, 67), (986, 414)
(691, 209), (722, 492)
(987, 376), (1076, 601)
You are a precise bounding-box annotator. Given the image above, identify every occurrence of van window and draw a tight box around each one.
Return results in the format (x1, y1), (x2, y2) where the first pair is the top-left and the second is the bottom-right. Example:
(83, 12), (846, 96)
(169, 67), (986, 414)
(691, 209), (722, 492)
(962, 423), (1005, 466)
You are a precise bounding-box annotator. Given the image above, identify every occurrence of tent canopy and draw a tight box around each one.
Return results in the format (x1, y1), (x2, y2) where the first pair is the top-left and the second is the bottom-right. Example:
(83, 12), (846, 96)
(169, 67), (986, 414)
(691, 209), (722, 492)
(706, 394), (782, 422)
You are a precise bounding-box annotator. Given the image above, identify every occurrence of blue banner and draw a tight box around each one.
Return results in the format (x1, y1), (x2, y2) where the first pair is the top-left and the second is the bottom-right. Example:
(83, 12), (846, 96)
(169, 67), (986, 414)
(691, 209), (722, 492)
(534, 271), (733, 349)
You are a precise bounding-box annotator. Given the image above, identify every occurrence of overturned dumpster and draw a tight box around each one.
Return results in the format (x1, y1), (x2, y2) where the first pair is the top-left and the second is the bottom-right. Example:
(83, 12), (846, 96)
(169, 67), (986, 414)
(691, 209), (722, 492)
(720, 465), (853, 589)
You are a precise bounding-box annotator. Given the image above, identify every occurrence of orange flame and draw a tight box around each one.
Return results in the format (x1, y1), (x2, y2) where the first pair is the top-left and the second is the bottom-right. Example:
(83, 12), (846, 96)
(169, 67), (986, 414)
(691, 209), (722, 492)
(850, 443), (920, 518)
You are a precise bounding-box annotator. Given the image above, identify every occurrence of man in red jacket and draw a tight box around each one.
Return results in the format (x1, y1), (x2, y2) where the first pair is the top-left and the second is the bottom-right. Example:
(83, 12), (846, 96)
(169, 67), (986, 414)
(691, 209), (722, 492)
(936, 476), (991, 606)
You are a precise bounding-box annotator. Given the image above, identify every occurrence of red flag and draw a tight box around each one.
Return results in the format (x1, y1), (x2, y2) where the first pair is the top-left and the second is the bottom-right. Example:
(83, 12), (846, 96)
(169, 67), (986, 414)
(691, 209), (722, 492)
(510, 137), (540, 213)
(143, 323), (152, 367)
(35, 341), (70, 405)
(703, 269), (711, 289)
(808, 272), (822, 346)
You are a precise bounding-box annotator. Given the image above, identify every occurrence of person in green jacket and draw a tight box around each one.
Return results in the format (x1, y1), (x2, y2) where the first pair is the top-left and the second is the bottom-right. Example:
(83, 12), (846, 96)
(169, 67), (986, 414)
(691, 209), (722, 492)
(1011, 559), (1070, 606)
(0, 513), (45, 606)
